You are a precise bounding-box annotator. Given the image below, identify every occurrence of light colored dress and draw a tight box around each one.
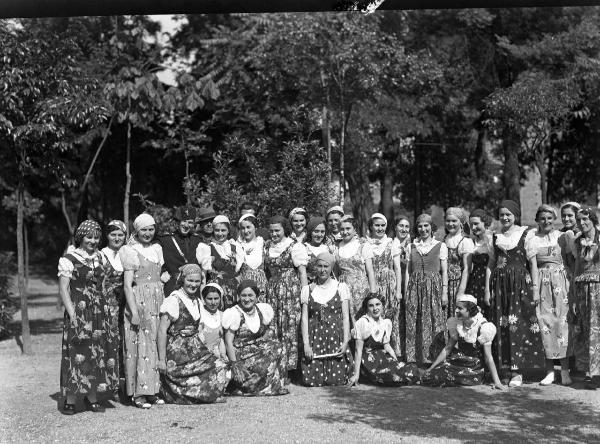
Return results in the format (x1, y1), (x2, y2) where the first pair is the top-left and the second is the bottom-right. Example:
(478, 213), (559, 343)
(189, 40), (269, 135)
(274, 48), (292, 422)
(197, 239), (244, 310)
(222, 303), (288, 395)
(159, 290), (230, 404)
(444, 233), (474, 318)
(120, 242), (165, 397)
(335, 237), (374, 320)
(526, 230), (571, 359)
(264, 238), (308, 370)
(299, 280), (353, 387)
(238, 236), (268, 301)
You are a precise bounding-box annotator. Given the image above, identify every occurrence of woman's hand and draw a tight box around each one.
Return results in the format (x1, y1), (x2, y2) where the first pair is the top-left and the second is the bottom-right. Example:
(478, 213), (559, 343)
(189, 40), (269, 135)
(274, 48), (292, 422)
(532, 288), (540, 306)
(304, 344), (313, 360)
(160, 271), (171, 283)
(157, 360), (167, 374)
(492, 382), (507, 390)
(67, 310), (77, 327)
(347, 374), (359, 388)
(336, 342), (348, 357)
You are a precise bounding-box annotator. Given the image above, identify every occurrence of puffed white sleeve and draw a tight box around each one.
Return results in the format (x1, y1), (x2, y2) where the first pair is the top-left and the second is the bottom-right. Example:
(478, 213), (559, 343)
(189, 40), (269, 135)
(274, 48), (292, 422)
(300, 285), (311, 305)
(257, 303), (274, 325)
(221, 307), (242, 331)
(159, 294), (180, 321)
(57, 257), (74, 279)
(154, 243), (165, 266)
(524, 229), (537, 260)
(337, 282), (351, 301)
(446, 317), (459, 341)
(477, 322), (497, 345)
(352, 316), (371, 341)
(361, 241), (374, 260)
(382, 319), (393, 344)
(439, 242), (448, 261)
(291, 242), (309, 267)
(196, 243), (213, 271)
(459, 237), (475, 255)
(119, 245), (140, 271)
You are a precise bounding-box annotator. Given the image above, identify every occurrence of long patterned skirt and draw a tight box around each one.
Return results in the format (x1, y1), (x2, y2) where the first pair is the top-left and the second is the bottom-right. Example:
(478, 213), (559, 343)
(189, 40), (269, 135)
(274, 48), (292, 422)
(536, 265), (570, 359)
(266, 268), (301, 370)
(404, 271), (445, 364)
(572, 278), (600, 376)
(360, 343), (420, 386)
(160, 334), (230, 404)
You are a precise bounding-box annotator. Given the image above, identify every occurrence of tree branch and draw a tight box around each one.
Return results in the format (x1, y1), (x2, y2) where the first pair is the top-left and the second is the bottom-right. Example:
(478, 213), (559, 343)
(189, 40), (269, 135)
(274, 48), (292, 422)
(79, 113), (115, 195)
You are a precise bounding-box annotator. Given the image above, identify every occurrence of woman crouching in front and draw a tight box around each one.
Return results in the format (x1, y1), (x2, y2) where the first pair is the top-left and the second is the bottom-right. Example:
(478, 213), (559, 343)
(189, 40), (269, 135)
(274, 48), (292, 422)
(222, 280), (289, 396)
(422, 294), (505, 389)
(157, 264), (231, 404)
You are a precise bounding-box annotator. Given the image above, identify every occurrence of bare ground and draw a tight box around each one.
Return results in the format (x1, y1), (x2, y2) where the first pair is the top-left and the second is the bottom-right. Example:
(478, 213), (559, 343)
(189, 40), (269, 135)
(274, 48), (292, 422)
(1, 274), (600, 444)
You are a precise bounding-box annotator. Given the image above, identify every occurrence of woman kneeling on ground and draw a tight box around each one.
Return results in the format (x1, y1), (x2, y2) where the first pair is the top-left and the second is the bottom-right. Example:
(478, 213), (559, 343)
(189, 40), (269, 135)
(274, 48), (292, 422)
(157, 265), (231, 404)
(348, 294), (420, 387)
(222, 280), (289, 396)
(422, 294), (505, 389)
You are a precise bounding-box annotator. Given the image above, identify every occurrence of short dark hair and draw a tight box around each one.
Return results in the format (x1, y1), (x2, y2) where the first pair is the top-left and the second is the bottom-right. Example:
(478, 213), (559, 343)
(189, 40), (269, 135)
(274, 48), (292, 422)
(361, 293), (386, 313)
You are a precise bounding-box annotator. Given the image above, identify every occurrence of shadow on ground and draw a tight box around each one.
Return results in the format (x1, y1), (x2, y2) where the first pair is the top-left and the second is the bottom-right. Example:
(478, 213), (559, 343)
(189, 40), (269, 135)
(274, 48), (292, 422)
(309, 385), (600, 443)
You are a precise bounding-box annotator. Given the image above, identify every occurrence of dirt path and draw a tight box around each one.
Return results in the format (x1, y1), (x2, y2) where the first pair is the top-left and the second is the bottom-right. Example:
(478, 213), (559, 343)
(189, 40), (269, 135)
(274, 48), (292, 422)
(2, 275), (600, 443)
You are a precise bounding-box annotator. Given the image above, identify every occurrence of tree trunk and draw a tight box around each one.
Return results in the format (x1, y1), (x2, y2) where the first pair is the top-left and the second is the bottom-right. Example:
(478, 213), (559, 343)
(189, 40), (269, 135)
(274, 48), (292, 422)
(17, 175), (32, 354)
(322, 105), (332, 188)
(24, 223), (29, 288)
(414, 145), (422, 225)
(535, 146), (548, 204)
(123, 116), (132, 228)
(503, 138), (520, 203)
(347, 168), (373, 237)
(339, 108), (345, 208)
(380, 159), (395, 236)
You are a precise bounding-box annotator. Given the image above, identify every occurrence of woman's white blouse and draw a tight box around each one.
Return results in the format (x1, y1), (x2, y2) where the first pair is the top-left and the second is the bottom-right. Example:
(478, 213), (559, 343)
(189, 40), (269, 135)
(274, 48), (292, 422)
(410, 238), (448, 260)
(300, 279), (350, 305)
(239, 236), (264, 270)
(160, 289), (201, 321)
(445, 233), (475, 255)
(57, 248), (103, 279)
(524, 230), (564, 260)
(199, 303), (223, 329)
(119, 243), (164, 270)
(337, 237), (374, 260)
(222, 303), (274, 333)
(101, 246), (123, 272)
(196, 239), (245, 272)
(494, 226), (535, 255)
(266, 237), (309, 267)
(447, 314), (496, 345)
(352, 316), (392, 344)
(366, 236), (400, 257)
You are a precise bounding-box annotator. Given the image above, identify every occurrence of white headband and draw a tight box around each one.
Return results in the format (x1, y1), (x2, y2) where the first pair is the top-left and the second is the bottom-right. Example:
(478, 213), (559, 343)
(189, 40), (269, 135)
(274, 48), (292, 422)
(212, 215), (230, 226)
(457, 294), (477, 305)
(370, 213), (387, 224)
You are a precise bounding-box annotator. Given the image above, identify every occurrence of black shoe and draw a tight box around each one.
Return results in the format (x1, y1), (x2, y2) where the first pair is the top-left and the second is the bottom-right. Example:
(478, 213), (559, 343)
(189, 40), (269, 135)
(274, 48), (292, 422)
(85, 398), (106, 413)
(61, 402), (76, 415)
(583, 376), (597, 390)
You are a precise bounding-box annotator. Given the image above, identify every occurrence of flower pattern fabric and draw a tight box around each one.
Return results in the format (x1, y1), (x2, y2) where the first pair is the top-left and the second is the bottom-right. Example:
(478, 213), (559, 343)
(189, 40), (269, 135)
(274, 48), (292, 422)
(335, 238), (371, 321)
(264, 240), (302, 370)
(59, 253), (119, 400)
(160, 298), (230, 404)
(207, 243), (240, 310)
(491, 229), (544, 373)
(227, 306), (288, 396)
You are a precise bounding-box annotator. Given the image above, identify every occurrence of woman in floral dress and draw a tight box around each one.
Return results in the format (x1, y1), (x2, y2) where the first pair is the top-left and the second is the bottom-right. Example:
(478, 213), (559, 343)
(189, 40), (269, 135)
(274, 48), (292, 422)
(264, 216), (308, 371)
(348, 294), (419, 387)
(393, 216), (412, 360)
(466, 209), (494, 320)
(335, 215), (377, 321)
(100, 219), (127, 397)
(490, 200), (544, 387)
(526, 205), (572, 386)
(237, 214), (267, 301)
(570, 207), (600, 389)
(223, 280), (289, 396)
(58, 220), (119, 414)
(444, 207), (474, 318)
(300, 252), (353, 386)
(367, 213), (403, 356)
(120, 213), (165, 409)
(303, 217), (334, 283)
(404, 213), (448, 365)
(157, 266), (230, 404)
(289, 207), (308, 244)
(196, 215), (244, 310)
(423, 295), (505, 389)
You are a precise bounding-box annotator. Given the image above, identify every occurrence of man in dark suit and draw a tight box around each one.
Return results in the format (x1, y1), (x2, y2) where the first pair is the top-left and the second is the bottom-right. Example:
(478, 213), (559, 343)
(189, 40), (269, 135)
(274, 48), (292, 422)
(159, 205), (201, 295)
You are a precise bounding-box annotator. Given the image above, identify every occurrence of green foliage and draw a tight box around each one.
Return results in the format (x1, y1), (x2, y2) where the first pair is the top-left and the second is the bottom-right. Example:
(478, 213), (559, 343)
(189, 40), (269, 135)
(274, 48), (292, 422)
(0, 251), (17, 340)
(186, 137), (333, 218)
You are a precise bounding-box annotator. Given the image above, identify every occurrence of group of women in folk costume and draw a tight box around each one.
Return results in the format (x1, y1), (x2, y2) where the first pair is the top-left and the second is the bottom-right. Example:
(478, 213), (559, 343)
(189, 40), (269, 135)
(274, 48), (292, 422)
(57, 198), (600, 414)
